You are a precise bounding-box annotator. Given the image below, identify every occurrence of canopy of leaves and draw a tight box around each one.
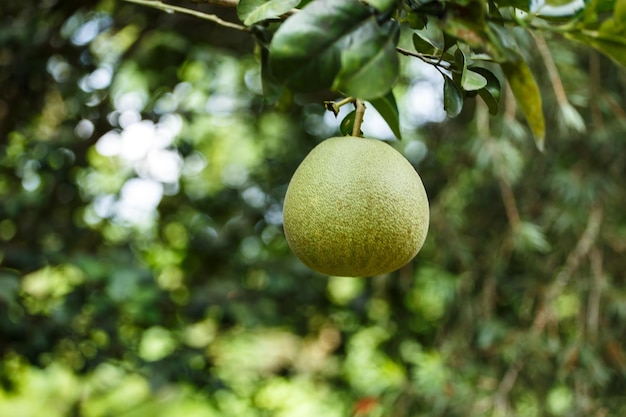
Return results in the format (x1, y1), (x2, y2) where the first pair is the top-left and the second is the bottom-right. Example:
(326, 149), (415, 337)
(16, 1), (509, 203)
(1, 0), (626, 416)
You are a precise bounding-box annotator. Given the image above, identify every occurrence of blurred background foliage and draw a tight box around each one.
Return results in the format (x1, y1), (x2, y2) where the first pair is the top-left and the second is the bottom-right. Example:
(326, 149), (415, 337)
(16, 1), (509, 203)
(1, 0), (626, 416)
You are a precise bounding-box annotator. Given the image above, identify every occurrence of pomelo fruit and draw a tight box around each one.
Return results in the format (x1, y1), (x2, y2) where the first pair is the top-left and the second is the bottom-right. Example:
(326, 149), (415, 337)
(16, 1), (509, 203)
(283, 136), (429, 277)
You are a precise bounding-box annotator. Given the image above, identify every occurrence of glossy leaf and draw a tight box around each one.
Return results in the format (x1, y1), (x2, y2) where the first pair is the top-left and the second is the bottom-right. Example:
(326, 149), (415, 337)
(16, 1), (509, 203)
(443, 74), (463, 118)
(238, 0), (301, 26)
(453, 49), (487, 91)
(463, 69), (488, 91)
(454, 47), (466, 71)
(369, 90), (402, 140)
(443, 32), (458, 53)
(340, 110), (359, 136)
(269, 0), (372, 93)
(413, 32), (437, 55)
(472, 67), (501, 115)
(416, 24), (446, 51)
(501, 60), (545, 150)
(268, 0), (399, 98)
(333, 19), (400, 99)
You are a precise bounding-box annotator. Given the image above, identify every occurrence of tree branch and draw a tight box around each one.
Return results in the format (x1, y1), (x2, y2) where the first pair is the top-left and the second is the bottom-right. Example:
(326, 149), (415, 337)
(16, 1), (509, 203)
(533, 35), (568, 106)
(533, 34), (585, 133)
(396, 47), (452, 70)
(123, 0), (249, 31)
(532, 205), (603, 333)
(493, 360), (522, 415)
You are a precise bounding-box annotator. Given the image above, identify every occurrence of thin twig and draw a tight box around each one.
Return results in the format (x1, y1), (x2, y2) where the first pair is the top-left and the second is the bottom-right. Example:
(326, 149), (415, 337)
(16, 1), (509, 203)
(123, 0), (249, 31)
(497, 177), (521, 231)
(191, 0), (299, 15)
(534, 34), (585, 133)
(533, 34), (568, 106)
(396, 47), (451, 70)
(503, 83), (517, 123)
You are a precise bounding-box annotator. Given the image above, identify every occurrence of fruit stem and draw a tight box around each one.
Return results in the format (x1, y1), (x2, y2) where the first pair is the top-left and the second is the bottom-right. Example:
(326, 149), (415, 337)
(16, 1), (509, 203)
(352, 99), (365, 137)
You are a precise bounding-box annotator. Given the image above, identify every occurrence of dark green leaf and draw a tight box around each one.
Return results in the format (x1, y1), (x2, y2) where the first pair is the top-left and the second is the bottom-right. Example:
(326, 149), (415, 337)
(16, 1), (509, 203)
(369, 90), (402, 140)
(269, 0), (372, 93)
(340, 110), (359, 136)
(472, 67), (501, 115)
(453, 49), (487, 91)
(442, 32), (458, 53)
(414, 25), (445, 50)
(407, 11), (426, 29)
(269, 0), (401, 98)
(454, 48), (466, 71)
(238, 0), (301, 26)
(443, 74), (463, 118)
(413, 32), (436, 55)
(501, 60), (545, 150)
(333, 19), (400, 99)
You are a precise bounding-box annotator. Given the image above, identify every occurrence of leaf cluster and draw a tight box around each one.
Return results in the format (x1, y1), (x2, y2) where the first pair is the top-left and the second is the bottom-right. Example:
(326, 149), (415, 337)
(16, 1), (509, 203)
(235, 0), (624, 146)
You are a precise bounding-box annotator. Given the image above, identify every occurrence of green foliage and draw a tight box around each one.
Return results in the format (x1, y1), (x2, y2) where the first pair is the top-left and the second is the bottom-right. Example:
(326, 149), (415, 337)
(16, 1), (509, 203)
(237, 0), (301, 26)
(268, 0), (400, 99)
(240, 0), (625, 143)
(2, 0), (626, 416)
(502, 59), (546, 149)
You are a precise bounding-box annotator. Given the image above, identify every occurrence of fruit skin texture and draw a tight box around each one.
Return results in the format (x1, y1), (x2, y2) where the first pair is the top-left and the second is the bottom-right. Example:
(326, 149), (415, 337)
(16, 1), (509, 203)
(283, 136), (429, 277)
